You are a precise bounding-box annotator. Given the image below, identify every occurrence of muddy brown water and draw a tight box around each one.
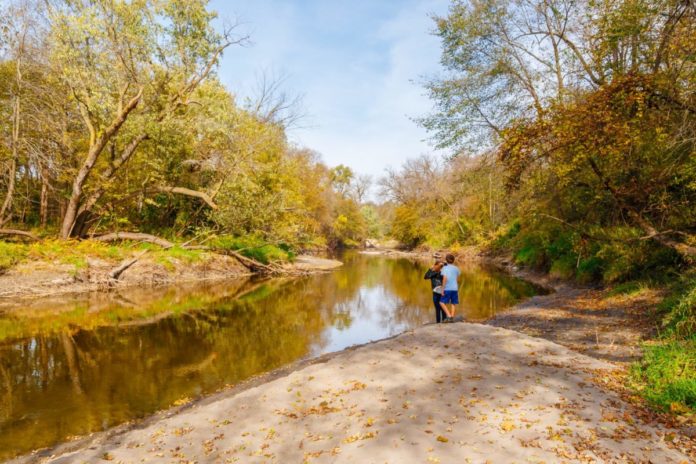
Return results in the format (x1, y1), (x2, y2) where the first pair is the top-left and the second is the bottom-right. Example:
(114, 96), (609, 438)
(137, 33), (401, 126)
(0, 252), (546, 460)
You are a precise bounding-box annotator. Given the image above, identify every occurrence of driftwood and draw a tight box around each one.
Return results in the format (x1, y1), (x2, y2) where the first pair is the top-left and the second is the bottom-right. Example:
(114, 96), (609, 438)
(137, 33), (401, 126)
(109, 249), (150, 281)
(93, 232), (174, 249)
(0, 228), (38, 240)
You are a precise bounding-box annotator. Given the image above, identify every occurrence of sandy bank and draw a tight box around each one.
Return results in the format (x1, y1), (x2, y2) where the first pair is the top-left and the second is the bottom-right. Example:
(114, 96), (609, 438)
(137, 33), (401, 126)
(18, 323), (693, 463)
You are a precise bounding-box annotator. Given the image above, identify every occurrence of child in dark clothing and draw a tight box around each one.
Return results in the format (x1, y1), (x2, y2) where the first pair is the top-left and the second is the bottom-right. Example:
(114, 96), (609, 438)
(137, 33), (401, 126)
(424, 261), (452, 323)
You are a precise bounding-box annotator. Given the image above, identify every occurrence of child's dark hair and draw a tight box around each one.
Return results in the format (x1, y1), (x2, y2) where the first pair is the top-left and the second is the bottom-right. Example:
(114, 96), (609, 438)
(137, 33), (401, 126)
(445, 253), (455, 263)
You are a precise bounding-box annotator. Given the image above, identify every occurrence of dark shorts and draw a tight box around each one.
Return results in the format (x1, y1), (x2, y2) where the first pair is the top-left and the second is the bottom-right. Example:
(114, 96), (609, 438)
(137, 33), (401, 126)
(441, 290), (459, 305)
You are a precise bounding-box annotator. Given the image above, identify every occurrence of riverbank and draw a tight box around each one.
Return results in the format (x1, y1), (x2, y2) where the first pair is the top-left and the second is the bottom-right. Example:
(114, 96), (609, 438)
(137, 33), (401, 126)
(362, 247), (659, 363)
(362, 247), (696, 416)
(0, 239), (342, 302)
(16, 322), (694, 463)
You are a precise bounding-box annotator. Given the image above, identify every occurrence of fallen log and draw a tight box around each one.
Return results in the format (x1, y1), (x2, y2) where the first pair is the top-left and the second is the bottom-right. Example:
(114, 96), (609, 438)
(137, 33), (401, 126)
(0, 228), (38, 240)
(93, 232), (174, 249)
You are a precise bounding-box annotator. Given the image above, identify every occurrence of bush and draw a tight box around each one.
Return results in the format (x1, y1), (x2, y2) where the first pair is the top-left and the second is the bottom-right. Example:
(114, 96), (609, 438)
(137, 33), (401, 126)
(576, 255), (603, 283)
(514, 234), (547, 268)
(549, 255), (576, 279)
(498, 220), (686, 285)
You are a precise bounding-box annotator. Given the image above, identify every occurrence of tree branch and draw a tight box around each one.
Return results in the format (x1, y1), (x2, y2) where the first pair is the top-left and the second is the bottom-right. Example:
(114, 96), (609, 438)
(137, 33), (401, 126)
(154, 186), (218, 209)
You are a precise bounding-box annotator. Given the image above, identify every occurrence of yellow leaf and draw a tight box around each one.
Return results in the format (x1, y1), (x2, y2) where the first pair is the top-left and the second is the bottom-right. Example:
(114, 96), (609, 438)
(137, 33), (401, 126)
(500, 420), (516, 432)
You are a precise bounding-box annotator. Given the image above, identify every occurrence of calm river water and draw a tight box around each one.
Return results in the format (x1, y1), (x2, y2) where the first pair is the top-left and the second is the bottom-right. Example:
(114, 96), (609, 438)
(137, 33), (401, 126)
(0, 252), (544, 459)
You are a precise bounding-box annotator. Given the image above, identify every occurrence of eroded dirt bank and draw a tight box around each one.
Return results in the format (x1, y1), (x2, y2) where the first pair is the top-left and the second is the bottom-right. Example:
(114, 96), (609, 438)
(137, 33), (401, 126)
(17, 323), (693, 463)
(0, 253), (341, 304)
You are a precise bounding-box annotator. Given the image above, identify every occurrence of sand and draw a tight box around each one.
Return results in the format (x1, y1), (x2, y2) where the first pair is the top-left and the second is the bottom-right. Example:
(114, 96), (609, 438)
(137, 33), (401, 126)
(33, 323), (691, 464)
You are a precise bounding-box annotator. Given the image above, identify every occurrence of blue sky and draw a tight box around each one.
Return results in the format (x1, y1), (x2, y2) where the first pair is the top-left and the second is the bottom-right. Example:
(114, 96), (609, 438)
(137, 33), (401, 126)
(210, 0), (449, 178)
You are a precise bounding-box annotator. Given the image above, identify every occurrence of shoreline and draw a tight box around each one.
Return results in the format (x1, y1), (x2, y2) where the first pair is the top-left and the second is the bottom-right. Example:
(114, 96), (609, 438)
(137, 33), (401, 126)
(6, 248), (693, 462)
(9, 256), (691, 462)
(0, 253), (342, 306)
(12, 321), (694, 463)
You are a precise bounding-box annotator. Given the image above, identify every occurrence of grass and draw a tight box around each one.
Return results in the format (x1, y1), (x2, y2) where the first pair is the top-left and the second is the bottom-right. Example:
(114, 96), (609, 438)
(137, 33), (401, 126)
(211, 235), (294, 264)
(0, 233), (296, 276)
(0, 241), (28, 272)
(149, 245), (206, 270)
(0, 238), (211, 275)
(605, 280), (654, 298)
(630, 271), (696, 414)
(630, 337), (696, 413)
(659, 271), (696, 338)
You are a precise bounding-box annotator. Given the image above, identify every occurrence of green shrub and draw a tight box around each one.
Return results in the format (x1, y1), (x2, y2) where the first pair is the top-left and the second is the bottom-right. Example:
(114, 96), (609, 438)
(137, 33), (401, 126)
(490, 221), (521, 251)
(576, 255), (603, 283)
(549, 255), (576, 279)
(606, 280), (650, 298)
(514, 232), (548, 268)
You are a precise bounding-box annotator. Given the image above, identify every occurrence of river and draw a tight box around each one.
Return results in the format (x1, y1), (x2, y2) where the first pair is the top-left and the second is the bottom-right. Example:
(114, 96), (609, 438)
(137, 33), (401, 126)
(0, 252), (545, 460)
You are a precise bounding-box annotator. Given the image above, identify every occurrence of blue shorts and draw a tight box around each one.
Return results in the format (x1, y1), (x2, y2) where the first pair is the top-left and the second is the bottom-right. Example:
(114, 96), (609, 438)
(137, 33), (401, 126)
(441, 290), (459, 305)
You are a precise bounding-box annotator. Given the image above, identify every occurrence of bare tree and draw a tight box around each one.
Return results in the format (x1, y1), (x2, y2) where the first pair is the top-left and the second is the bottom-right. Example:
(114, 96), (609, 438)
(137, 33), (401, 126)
(246, 69), (306, 129)
(350, 174), (372, 204)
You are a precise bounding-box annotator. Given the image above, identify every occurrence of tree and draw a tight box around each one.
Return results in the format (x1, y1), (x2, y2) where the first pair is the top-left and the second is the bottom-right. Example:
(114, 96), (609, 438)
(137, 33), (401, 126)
(45, 0), (244, 238)
(418, 0), (695, 262)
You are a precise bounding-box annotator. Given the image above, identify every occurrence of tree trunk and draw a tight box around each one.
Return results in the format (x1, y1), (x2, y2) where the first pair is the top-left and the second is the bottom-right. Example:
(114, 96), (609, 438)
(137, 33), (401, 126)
(59, 89), (143, 239)
(59, 333), (84, 395)
(0, 96), (20, 226)
(40, 169), (48, 227)
(74, 133), (149, 223)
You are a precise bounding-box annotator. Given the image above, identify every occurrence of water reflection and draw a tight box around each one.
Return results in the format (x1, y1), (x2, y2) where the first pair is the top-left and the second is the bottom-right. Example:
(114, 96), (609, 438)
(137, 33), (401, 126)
(0, 252), (543, 459)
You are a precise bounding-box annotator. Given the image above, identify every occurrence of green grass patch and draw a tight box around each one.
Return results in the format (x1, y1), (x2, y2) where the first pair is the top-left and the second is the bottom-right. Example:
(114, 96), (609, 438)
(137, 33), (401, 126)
(630, 271), (696, 414)
(605, 280), (652, 298)
(211, 235), (294, 264)
(0, 241), (29, 271)
(26, 239), (130, 263)
(151, 245), (206, 270)
(630, 337), (696, 413)
(659, 271), (696, 339)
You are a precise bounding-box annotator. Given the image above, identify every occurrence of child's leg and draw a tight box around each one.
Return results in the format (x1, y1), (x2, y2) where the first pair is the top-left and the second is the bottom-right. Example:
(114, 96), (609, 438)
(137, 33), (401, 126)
(449, 304), (456, 317)
(439, 301), (451, 318)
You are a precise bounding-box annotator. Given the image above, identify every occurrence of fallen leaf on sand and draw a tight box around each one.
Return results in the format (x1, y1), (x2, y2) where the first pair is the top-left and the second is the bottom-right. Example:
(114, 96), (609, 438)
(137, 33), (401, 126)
(501, 420), (517, 432)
